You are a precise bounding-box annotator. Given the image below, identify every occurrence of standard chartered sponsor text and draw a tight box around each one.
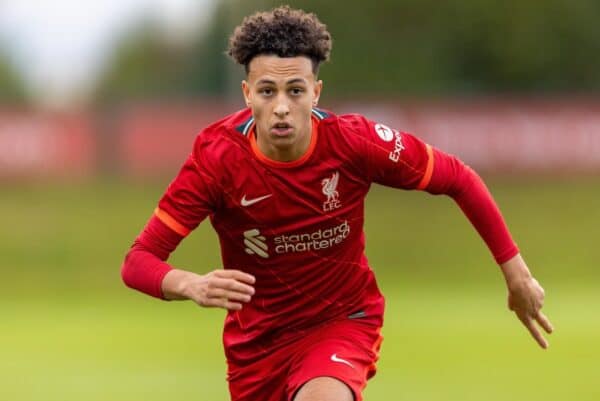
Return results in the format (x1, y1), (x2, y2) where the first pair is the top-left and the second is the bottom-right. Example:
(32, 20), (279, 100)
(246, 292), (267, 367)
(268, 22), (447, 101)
(274, 220), (350, 254)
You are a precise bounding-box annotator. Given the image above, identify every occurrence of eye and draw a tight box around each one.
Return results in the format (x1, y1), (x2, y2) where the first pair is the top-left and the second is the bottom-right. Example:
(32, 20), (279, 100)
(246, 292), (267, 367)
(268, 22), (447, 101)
(259, 88), (273, 96)
(290, 87), (304, 96)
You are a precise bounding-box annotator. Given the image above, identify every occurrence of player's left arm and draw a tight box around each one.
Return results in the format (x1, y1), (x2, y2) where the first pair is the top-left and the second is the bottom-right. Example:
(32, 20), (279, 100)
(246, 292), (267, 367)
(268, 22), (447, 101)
(352, 116), (553, 348)
(424, 141), (554, 349)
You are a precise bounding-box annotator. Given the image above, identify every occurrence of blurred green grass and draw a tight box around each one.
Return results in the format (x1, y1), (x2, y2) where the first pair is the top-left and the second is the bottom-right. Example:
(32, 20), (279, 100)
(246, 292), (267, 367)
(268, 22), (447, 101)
(1, 176), (598, 401)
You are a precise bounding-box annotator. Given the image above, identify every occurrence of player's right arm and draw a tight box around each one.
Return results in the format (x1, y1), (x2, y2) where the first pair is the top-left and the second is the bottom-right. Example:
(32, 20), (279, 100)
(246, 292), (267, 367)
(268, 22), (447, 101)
(121, 144), (255, 310)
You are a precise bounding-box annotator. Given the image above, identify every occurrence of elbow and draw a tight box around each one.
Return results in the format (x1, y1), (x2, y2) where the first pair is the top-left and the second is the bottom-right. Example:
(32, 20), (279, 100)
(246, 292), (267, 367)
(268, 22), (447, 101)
(426, 150), (481, 197)
(444, 165), (482, 200)
(119, 243), (172, 299)
(121, 242), (146, 290)
(121, 249), (135, 289)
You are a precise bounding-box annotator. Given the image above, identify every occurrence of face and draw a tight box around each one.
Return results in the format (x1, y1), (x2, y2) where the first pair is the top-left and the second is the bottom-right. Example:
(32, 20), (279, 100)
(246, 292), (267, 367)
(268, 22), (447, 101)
(242, 55), (322, 162)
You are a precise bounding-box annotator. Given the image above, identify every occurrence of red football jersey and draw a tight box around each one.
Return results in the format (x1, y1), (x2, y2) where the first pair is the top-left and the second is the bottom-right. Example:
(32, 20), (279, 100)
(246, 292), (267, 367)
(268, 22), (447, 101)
(132, 107), (517, 364)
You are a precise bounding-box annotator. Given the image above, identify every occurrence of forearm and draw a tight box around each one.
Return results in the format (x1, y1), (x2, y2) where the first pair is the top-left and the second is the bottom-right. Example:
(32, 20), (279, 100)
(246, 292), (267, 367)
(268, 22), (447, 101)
(428, 151), (518, 264)
(121, 214), (255, 309)
(431, 159), (553, 347)
(161, 268), (198, 300)
(122, 244), (204, 301)
(121, 215), (184, 299)
(121, 242), (173, 299)
(451, 170), (519, 264)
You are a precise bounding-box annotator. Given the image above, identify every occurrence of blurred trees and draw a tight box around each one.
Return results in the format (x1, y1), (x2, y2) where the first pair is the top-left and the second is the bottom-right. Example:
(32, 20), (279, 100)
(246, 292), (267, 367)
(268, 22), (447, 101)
(94, 20), (194, 103)
(0, 49), (28, 103)
(95, 8), (236, 104)
(93, 0), (600, 101)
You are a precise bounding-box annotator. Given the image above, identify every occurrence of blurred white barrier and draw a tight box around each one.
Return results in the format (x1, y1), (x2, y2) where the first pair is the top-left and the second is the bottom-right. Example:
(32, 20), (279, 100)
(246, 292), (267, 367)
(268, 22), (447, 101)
(341, 98), (600, 172)
(1, 98), (599, 179)
(0, 111), (94, 178)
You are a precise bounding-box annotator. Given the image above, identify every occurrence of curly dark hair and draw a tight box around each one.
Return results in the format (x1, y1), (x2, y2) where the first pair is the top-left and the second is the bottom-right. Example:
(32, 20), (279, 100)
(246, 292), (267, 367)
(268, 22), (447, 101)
(227, 6), (332, 75)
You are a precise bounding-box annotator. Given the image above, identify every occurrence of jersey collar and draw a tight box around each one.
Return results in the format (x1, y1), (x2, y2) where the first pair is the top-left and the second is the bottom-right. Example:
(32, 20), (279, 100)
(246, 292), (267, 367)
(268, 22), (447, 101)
(249, 116), (319, 168)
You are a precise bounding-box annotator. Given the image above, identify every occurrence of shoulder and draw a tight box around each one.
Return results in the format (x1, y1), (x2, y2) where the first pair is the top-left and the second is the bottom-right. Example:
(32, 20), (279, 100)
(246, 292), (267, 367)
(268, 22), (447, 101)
(317, 109), (376, 147)
(320, 110), (413, 147)
(191, 108), (252, 157)
(317, 109), (372, 134)
(313, 109), (375, 173)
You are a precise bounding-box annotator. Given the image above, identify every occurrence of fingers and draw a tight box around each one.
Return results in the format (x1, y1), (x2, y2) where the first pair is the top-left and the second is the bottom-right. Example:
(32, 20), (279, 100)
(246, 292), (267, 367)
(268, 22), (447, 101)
(208, 276), (255, 296)
(519, 314), (549, 349)
(205, 286), (252, 303)
(214, 269), (256, 285)
(202, 297), (244, 311)
(195, 269), (256, 311)
(516, 309), (553, 349)
(506, 275), (553, 349)
(535, 311), (554, 334)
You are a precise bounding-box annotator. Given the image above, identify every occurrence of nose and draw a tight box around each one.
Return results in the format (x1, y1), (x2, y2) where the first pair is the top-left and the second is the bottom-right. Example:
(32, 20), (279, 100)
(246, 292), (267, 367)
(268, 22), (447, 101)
(273, 95), (290, 118)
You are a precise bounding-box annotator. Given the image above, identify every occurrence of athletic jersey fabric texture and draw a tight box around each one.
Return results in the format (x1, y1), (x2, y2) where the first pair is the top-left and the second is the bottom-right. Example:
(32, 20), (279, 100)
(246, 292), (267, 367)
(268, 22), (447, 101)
(122, 107), (519, 364)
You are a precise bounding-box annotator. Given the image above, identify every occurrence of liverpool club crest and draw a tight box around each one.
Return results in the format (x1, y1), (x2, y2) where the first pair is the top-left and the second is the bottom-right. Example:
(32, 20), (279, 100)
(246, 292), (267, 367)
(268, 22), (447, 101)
(322, 171), (341, 212)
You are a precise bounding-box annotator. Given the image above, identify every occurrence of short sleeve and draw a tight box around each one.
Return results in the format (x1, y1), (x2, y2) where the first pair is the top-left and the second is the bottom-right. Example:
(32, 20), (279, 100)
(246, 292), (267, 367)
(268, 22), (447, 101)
(155, 145), (218, 237)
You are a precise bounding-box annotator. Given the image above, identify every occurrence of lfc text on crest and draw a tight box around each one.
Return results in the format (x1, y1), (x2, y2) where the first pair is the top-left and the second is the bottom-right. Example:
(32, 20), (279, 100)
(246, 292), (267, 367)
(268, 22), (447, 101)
(322, 171), (342, 212)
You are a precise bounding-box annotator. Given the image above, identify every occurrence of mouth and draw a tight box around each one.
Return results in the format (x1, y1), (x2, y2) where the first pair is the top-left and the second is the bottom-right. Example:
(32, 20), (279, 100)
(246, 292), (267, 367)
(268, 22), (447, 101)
(270, 122), (293, 137)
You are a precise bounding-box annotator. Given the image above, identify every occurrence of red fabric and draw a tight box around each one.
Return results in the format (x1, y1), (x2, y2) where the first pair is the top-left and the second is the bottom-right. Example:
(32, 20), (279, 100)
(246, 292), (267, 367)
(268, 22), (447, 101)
(427, 150), (519, 264)
(121, 216), (182, 299)
(349, 113), (518, 263)
(227, 317), (382, 401)
(121, 107), (518, 366)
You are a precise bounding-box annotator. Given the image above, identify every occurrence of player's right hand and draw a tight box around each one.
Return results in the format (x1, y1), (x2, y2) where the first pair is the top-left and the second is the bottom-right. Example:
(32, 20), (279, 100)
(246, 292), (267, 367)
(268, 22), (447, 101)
(193, 269), (256, 310)
(162, 268), (255, 310)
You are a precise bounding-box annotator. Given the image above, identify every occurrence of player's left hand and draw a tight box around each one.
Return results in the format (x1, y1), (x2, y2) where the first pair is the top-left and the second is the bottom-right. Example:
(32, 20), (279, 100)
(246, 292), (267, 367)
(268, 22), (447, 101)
(507, 276), (553, 348)
(500, 254), (554, 349)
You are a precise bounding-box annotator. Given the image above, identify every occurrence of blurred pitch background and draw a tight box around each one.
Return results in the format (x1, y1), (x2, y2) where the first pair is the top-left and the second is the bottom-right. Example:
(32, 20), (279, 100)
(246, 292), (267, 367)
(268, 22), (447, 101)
(1, 1), (599, 400)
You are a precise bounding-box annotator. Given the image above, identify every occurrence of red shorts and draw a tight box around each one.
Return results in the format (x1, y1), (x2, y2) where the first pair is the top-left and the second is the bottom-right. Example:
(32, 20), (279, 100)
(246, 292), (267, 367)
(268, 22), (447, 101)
(227, 318), (383, 401)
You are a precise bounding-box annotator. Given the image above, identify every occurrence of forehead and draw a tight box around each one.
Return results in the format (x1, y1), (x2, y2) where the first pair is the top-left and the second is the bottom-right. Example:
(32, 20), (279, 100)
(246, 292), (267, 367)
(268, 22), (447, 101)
(247, 55), (314, 83)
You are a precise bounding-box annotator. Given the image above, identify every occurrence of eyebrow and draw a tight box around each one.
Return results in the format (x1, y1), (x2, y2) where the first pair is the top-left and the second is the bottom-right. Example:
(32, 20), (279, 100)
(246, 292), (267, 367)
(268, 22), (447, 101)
(256, 78), (308, 85)
(286, 78), (307, 85)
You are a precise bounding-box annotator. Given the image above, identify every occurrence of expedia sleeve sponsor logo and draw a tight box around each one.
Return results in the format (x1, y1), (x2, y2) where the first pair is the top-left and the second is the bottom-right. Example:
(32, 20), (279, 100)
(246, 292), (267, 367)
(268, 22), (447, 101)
(375, 123), (394, 142)
(388, 130), (405, 163)
(373, 122), (405, 163)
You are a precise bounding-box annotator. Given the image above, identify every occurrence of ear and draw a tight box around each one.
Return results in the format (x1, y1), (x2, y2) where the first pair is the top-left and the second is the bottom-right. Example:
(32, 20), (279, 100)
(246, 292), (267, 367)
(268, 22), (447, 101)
(313, 80), (323, 106)
(242, 80), (251, 107)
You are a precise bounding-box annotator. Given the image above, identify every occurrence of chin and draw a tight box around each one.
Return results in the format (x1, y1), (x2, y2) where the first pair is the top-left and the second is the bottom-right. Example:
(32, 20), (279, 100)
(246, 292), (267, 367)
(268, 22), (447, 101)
(271, 137), (296, 149)
(269, 130), (296, 141)
(270, 133), (298, 148)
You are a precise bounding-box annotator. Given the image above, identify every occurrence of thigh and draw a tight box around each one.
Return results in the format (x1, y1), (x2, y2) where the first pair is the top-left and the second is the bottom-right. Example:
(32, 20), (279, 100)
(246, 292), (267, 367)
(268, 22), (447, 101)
(286, 319), (383, 401)
(293, 377), (353, 401)
(228, 349), (289, 401)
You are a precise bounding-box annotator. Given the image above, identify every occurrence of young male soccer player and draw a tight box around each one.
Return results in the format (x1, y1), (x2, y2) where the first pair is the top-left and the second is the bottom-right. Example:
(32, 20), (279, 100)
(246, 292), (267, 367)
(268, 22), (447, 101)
(122, 6), (553, 401)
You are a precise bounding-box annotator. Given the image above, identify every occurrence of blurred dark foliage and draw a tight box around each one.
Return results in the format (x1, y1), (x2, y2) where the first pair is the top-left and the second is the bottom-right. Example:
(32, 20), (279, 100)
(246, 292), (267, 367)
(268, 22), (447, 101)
(95, 7), (234, 105)
(0, 47), (28, 104)
(93, 0), (600, 103)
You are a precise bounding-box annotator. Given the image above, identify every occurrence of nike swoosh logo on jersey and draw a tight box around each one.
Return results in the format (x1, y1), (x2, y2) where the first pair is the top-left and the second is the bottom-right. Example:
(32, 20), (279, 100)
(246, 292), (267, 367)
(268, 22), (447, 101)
(330, 353), (354, 368)
(241, 194), (272, 207)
